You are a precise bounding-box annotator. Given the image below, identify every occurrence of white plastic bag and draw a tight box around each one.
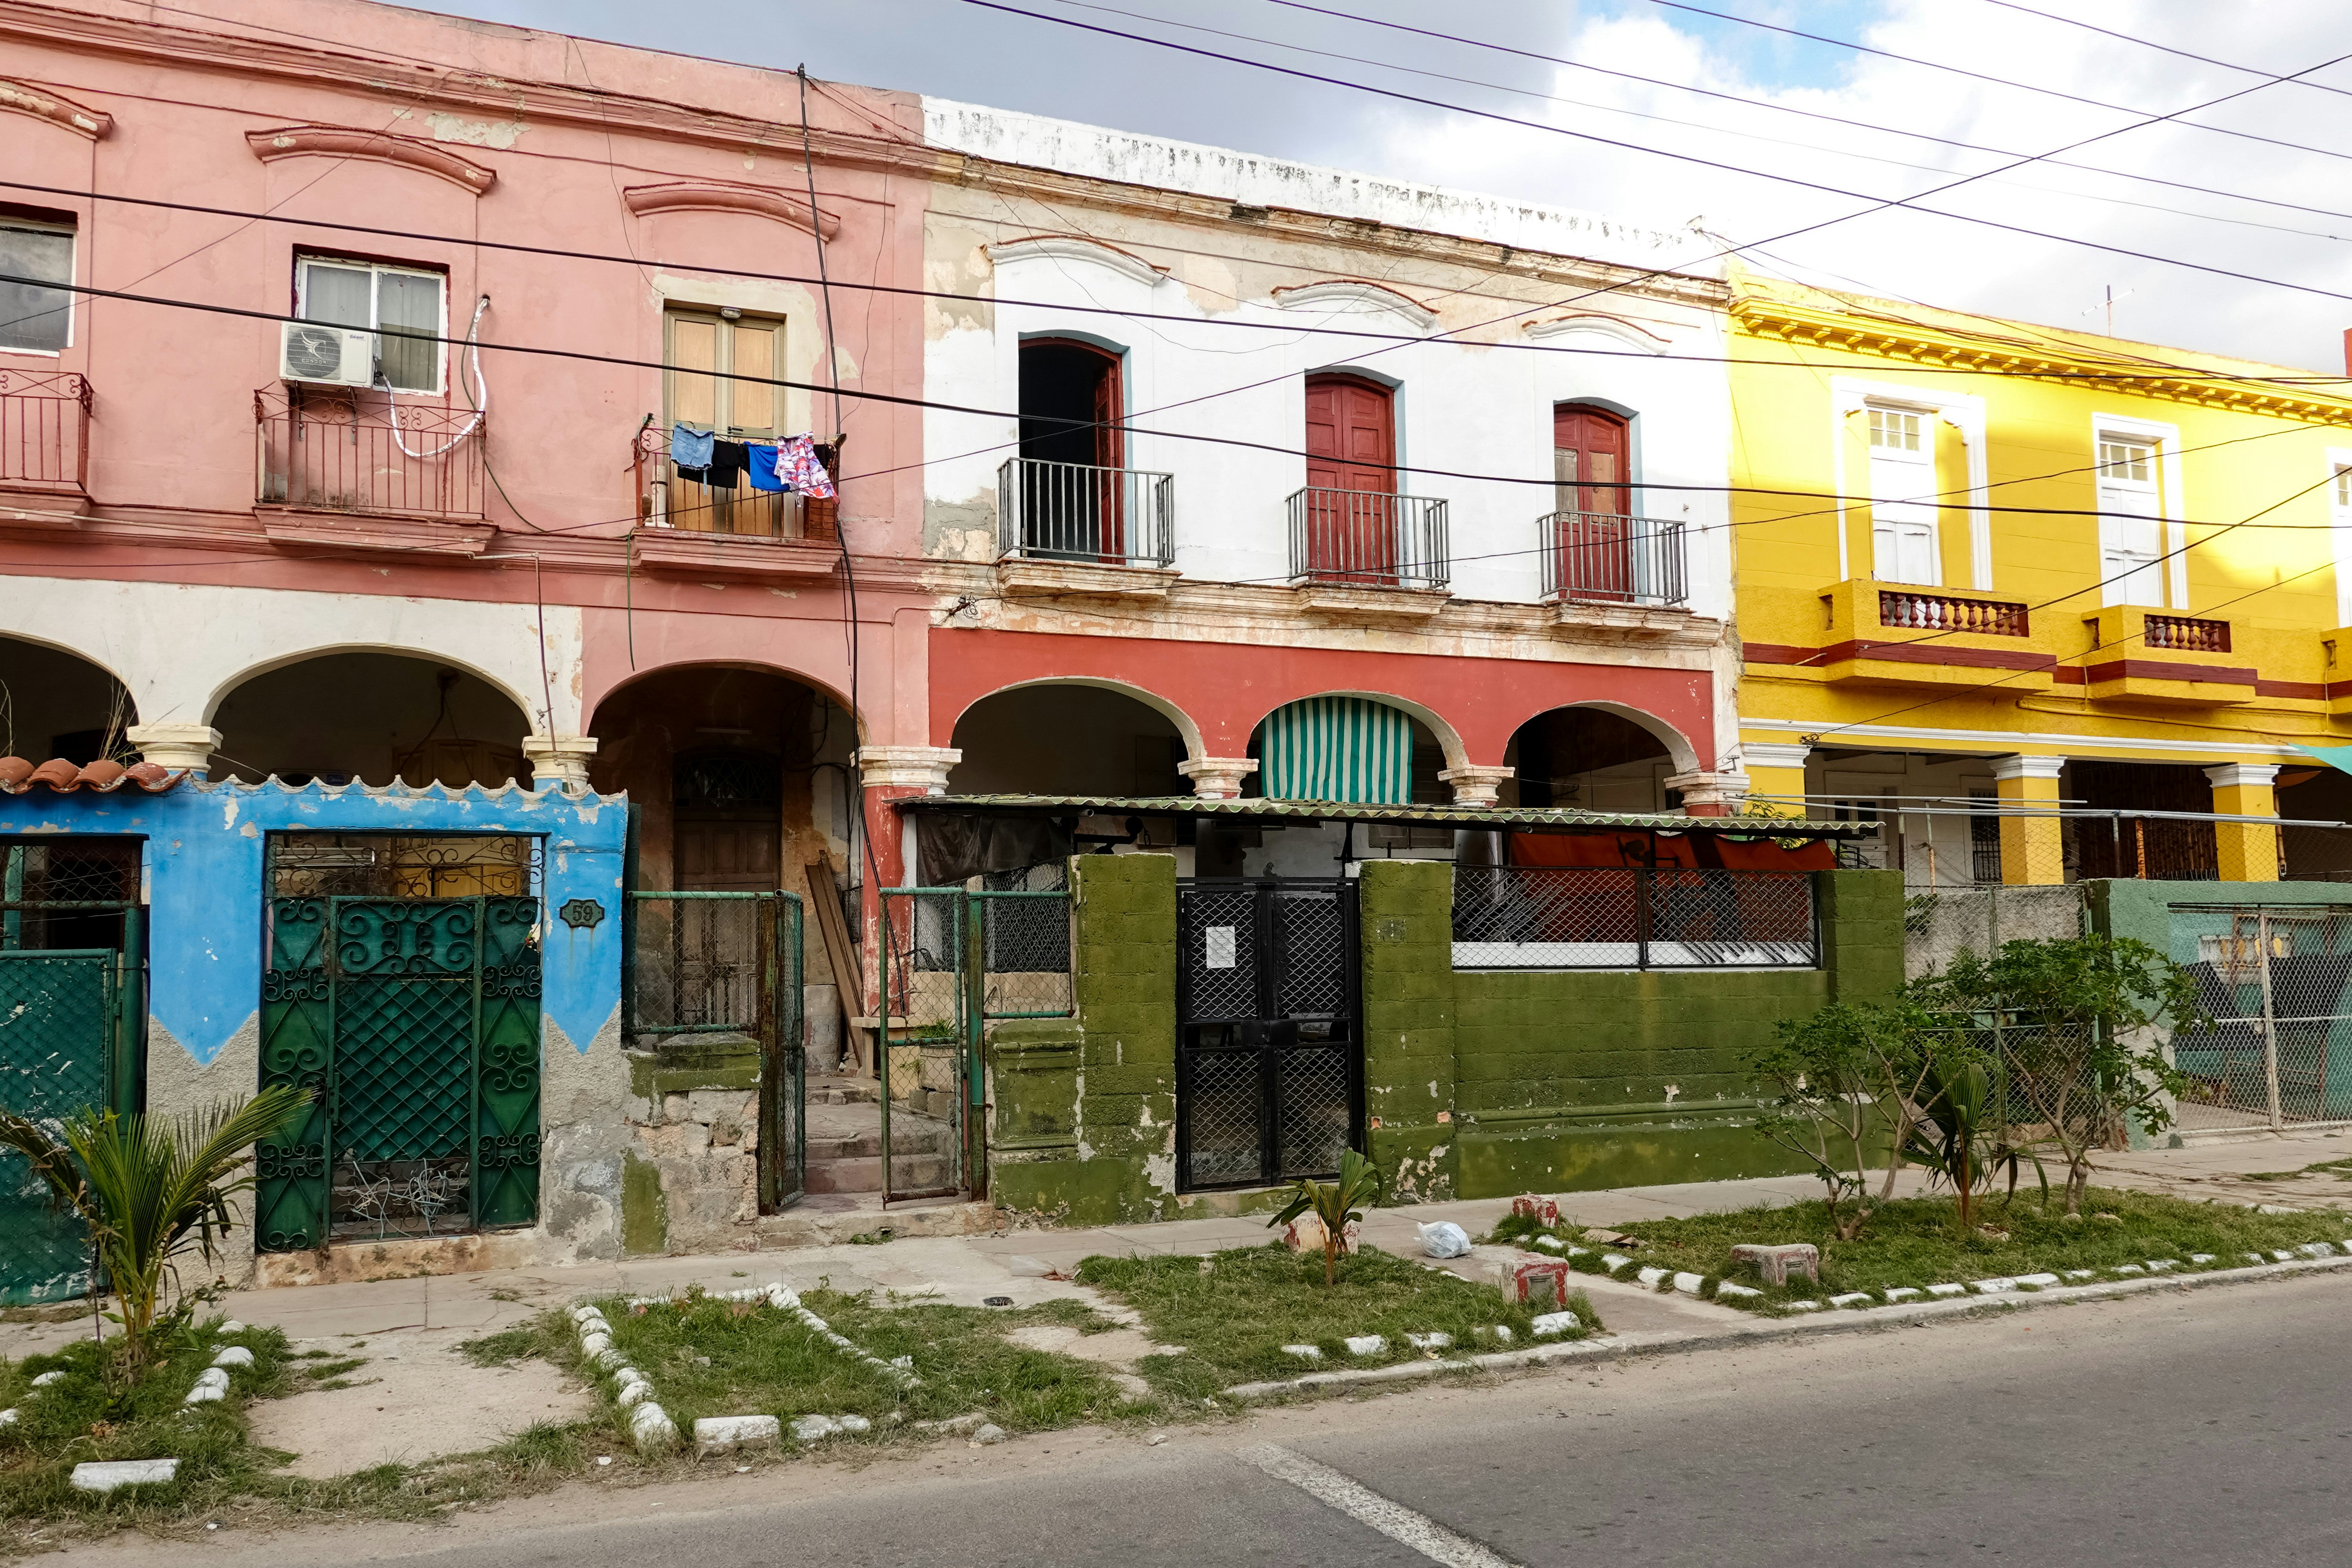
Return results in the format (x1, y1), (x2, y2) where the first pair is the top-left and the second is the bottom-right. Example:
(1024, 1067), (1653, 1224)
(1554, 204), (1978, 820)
(1417, 1220), (1473, 1259)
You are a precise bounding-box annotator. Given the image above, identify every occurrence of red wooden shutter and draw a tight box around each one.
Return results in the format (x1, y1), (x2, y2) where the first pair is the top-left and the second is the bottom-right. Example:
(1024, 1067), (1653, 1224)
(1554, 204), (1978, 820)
(1552, 405), (1633, 601)
(1304, 375), (1398, 583)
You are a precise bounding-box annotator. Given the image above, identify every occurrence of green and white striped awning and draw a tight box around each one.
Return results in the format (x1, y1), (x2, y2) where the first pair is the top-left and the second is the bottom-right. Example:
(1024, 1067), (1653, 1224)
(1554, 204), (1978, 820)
(1257, 696), (1416, 804)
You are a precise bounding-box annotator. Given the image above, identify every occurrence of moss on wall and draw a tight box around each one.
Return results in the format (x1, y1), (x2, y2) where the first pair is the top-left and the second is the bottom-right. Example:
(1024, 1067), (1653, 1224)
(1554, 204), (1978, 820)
(620, 1151), (667, 1255)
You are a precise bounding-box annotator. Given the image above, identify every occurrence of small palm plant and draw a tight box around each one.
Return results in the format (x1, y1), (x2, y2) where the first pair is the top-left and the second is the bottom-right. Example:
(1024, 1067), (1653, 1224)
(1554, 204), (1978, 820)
(1268, 1147), (1387, 1286)
(0, 1087), (310, 1380)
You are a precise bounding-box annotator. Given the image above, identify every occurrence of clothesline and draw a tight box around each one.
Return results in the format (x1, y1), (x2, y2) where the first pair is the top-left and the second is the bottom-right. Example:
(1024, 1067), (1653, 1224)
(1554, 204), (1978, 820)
(670, 424), (835, 498)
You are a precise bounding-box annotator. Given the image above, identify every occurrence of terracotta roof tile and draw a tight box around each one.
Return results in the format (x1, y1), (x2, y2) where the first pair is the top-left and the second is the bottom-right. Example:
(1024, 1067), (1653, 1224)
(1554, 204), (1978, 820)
(0, 756), (180, 794)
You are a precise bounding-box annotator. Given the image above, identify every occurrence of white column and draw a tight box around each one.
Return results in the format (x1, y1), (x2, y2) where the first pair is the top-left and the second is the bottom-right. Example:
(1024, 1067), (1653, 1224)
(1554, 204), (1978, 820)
(1436, 765), (1514, 807)
(1177, 756), (1257, 800)
(854, 745), (962, 795)
(126, 722), (220, 777)
(521, 735), (599, 790)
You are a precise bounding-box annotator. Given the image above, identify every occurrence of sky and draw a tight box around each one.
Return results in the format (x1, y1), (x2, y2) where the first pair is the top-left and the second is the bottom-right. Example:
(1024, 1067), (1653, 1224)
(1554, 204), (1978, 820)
(417, 0), (2352, 372)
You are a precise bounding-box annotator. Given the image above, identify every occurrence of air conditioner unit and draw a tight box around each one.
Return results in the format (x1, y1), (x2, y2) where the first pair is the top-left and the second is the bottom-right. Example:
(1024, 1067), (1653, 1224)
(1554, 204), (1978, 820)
(278, 320), (374, 387)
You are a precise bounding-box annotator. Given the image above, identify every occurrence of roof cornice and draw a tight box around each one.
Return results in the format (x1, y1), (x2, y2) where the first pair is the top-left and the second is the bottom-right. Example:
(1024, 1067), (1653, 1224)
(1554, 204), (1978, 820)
(1733, 292), (2352, 428)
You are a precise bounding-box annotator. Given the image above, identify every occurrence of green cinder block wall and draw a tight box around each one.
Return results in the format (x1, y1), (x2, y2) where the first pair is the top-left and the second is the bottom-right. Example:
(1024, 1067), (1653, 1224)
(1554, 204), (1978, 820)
(986, 856), (1905, 1218)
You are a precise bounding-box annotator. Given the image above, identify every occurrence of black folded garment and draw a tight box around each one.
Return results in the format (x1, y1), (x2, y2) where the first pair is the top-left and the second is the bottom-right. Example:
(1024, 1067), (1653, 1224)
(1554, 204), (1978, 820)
(708, 439), (747, 491)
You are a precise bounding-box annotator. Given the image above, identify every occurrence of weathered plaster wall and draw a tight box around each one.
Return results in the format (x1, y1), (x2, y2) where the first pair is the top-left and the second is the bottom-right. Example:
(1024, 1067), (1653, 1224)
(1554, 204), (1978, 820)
(993, 858), (1905, 1218)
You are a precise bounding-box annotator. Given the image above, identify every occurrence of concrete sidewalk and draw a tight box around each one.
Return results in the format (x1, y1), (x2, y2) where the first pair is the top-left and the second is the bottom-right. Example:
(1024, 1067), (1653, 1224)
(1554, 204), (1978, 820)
(8, 1130), (2344, 1360)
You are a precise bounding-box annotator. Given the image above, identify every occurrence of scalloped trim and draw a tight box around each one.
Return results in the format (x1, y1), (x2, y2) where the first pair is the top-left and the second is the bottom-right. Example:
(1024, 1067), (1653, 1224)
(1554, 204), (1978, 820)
(1523, 313), (1672, 352)
(1271, 280), (1437, 330)
(986, 234), (1166, 288)
(0, 79), (111, 140)
(187, 775), (615, 805)
(245, 125), (497, 195)
(622, 180), (840, 240)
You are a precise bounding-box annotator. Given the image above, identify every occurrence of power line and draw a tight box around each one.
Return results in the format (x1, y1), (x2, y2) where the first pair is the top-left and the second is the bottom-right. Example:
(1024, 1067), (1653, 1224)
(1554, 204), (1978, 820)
(1259, 0), (2352, 234)
(963, 0), (2352, 306)
(1642, 0), (2352, 164)
(1972, 0), (2352, 98)
(20, 178), (2348, 391)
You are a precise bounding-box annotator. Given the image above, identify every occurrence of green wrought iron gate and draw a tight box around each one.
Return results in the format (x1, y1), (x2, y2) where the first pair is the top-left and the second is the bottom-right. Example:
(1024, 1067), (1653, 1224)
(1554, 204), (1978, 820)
(0, 837), (144, 1305)
(621, 891), (805, 1211)
(878, 876), (1072, 1205)
(255, 835), (542, 1251)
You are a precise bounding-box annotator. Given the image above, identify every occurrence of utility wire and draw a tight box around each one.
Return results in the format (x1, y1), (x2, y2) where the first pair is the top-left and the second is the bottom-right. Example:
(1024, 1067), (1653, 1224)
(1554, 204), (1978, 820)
(1972, 0), (2352, 98)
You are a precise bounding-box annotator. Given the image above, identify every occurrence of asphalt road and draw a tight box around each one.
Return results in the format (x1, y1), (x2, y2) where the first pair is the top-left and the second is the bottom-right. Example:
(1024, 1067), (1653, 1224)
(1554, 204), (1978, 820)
(64, 1273), (2352, 1568)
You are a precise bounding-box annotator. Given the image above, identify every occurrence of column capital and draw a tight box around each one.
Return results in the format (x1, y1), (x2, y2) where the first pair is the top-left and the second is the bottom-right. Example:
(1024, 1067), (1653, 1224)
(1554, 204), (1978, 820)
(1664, 769), (1750, 817)
(1739, 741), (1812, 773)
(125, 722), (219, 778)
(1436, 764), (1514, 807)
(1176, 756), (1257, 800)
(521, 734), (598, 790)
(2203, 763), (2281, 790)
(854, 745), (961, 794)
(1993, 753), (2066, 782)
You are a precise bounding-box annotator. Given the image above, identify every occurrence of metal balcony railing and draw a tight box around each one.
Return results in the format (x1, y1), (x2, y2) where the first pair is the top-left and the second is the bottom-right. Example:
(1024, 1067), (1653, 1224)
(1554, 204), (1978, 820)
(0, 370), (91, 494)
(2144, 613), (2231, 653)
(255, 386), (484, 519)
(1879, 589), (2029, 636)
(1539, 511), (1687, 607)
(996, 456), (1173, 566)
(630, 424), (834, 541)
(1286, 486), (1449, 589)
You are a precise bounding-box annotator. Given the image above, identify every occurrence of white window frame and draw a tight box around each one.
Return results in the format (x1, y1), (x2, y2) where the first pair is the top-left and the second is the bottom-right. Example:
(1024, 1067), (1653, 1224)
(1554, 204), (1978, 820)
(293, 254), (448, 394)
(2090, 412), (2185, 609)
(1863, 403), (1939, 587)
(0, 216), (77, 356)
(2330, 447), (2352, 628)
(1830, 377), (1990, 589)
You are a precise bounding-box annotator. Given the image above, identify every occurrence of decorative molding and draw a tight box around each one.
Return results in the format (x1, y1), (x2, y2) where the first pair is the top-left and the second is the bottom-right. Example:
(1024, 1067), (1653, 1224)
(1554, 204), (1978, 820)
(1291, 582), (1452, 623)
(623, 180), (839, 240)
(523, 735), (599, 788)
(1437, 764), (1514, 807)
(1271, 279), (1437, 330)
(629, 528), (844, 582)
(1741, 716), (2314, 761)
(2204, 763), (2281, 791)
(1737, 293), (2352, 430)
(1992, 755), (2068, 782)
(1740, 742), (1812, 773)
(1523, 313), (1669, 353)
(856, 746), (961, 793)
(246, 125), (497, 195)
(126, 723), (219, 776)
(986, 234), (1166, 287)
(1177, 756), (1257, 800)
(995, 557), (1180, 602)
(0, 78), (110, 139)
(1552, 599), (1720, 647)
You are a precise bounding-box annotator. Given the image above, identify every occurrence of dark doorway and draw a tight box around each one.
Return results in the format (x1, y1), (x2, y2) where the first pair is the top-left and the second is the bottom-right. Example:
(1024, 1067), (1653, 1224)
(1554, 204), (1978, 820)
(1504, 707), (1675, 811)
(2071, 761), (2219, 879)
(1016, 338), (1125, 560)
(674, 749), (785, 892)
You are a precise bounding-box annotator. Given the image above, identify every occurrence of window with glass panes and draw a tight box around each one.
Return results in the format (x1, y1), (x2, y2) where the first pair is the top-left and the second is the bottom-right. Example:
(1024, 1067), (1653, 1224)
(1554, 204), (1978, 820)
(2095, 434), (2163, 607)
(296, 257), (444, 392)
(663, 309), (787, 535)
(1864, 405), (1936, 585)
(0, 219), (74, 352)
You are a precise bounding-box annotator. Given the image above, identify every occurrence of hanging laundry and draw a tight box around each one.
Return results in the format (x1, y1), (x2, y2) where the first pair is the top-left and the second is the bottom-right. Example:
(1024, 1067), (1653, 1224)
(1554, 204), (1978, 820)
(745, 442), (785, 492)
(707, 439), (747, 491)
(774, 434), (836, 499)
(670, 423), (714, 481)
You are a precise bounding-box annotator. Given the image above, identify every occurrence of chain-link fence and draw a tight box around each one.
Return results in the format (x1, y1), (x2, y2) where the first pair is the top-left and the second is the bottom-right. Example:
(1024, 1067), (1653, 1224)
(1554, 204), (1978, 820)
(2167, 903), (2352, 1133)
(1451, 867), (1817, 970)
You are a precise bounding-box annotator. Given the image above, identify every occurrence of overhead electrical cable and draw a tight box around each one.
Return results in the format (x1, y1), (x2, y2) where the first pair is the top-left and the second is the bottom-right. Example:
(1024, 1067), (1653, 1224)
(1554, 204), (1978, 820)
(1972, 0), (2352, 98)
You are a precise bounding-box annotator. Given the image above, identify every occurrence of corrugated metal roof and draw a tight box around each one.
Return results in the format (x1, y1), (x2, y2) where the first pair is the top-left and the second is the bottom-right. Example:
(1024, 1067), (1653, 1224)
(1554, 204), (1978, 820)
(0, 757), (182, 794)
(890, 792), (1871, 838)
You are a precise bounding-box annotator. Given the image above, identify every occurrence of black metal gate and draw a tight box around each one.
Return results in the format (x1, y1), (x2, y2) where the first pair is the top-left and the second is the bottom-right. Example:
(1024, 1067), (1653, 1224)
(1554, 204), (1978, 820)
(1174, 878), (1360, 1192)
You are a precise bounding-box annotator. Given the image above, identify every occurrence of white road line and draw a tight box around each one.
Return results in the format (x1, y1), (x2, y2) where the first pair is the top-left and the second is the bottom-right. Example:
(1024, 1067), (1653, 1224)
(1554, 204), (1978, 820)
(1237, 1442), (1523, 1568)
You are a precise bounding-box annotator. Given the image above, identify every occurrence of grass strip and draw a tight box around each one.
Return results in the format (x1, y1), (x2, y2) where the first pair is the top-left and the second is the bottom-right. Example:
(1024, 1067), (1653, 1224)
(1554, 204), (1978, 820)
(1490, 1187), (2352, 1312)
(1077, 1242), (1571, 1399)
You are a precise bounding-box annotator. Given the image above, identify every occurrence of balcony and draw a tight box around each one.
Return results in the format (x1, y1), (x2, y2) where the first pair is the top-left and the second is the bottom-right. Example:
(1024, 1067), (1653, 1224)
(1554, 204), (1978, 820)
(1286, 486), (1450, 620)
(994, 456), (1178, 601)
(253, 387), (491, 555)
(1539, 510), (1711, 643)
(1746, 582), (2252, 705)
(630, 424), (840, 581)
(0, 370), (91, 519)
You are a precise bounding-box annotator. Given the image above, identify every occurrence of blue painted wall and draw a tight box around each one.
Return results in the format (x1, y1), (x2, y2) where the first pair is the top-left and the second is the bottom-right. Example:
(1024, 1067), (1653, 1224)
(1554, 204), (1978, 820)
(0, 781), (627, 1066)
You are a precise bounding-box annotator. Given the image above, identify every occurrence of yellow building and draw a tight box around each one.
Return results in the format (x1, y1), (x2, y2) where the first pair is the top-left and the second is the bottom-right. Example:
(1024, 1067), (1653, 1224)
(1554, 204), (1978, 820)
(1727, 269), (2352, 885)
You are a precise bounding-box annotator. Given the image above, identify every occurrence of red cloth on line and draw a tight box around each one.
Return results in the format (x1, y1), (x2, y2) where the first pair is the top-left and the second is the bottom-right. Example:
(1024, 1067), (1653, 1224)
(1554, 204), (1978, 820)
(1506, 831), (1697, 869)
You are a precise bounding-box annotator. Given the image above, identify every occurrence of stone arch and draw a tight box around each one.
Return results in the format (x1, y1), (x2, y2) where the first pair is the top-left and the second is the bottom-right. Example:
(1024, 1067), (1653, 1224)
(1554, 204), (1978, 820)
(1259, 690), (1470, 774)
(588, 658), (868, 744)
(947, 678), (1200, 797)
(207, 649), (534, 787)
(1568, 701), (1701, 774)
(202, 642), (538, 729)
(951, 676), (1204, 762)
(1501, 701), (1701, 812)
(0, 634), (138, 765)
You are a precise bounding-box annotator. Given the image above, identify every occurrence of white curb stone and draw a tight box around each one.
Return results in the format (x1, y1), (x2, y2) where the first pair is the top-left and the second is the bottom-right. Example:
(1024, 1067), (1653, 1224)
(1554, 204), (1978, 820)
(1565, 1245), (1589, 1256)
(616, 1381), (652, 1409)
(569, 1305), (604, 1324)
(1926, 1283), (1967, 1298)
(1343, 1336), (1386, 1357)
(2245, 1253), (2268, 1264)
(1282, 1344), (1322, 1362)
(787, 1414), (840, 1443)
(2191, 1254), (2217, 1263)
(579, 1332), (612, 1357)
(1972, 1278), (2018, 1294)
(916, 1412), (990, 1435)
(1715, 1282), (1762, 1299)
(218, 1321), (246, 1335)
(1785, 1301), (1824, 1312)
(1534, 1236), (1564, 1251)
(629, 1403), (678, 1453)
(1672, 1272), (1706, 1294)
(30, 1371), (66, 1388)
(1635, 1266), (1668, 1288)
(971, 1423), (1008, 1446)
(183, 1368), (230, 1405)
(1404, 1332), (1451, 1350)
(2146, 1260), (2178, 1272)
(1828, 1292), (1872, 1309)
(2271, 1250), (2297, 1262)
(212, 1346), (254, 1369)
(1530, 1311), (1578, 1337)
(2112, 1264), (2145, 1276)
(697, 1414), (779, 1455)
(2015, 1274), (2060, 1288)
(2299, 1243), (2337, 1258)
(2063, 1270), (2097, 1279)
(1883, 1287), (1921, 1302)
(1601, 1253), (1631, 1271)
(70, 1459), (178, 1493)
(0, 1409), (18, 1427)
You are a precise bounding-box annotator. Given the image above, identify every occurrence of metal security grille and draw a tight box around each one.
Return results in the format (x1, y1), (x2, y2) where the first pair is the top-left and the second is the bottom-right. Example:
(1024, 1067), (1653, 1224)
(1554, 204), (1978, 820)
(254, 835), (543, 1250)
(622, 891), (805, 1212)
(1451, 868), (1817, 970)
(0, 837), (142, 1305)
(1175, 879), (1360, 1192)
(2170, 904), (2352, 1133)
